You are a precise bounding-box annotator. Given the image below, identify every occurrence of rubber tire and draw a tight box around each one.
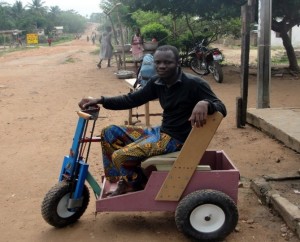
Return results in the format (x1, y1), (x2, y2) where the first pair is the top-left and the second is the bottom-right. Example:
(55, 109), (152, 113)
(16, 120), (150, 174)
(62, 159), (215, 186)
(175, 189), (238, 241)
(212, 62), (223, 83)
(41, 182), (90, 228)
(190, 57), (207, 75)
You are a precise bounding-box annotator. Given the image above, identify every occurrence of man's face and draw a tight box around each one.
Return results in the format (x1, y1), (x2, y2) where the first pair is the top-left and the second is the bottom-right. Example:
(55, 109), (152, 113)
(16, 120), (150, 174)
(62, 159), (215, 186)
(154, 50), (178, 80)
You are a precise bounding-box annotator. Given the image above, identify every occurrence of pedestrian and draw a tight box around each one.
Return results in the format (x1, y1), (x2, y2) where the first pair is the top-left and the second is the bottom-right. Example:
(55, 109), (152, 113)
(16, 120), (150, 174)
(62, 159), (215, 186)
(97, 26), (113, 68)
(78, 45), (226, 196)
(131, 27), (144, 71)
(17, 37), (22, 46)
(47, 37), (52, 46)
(91, 32), (96, 45)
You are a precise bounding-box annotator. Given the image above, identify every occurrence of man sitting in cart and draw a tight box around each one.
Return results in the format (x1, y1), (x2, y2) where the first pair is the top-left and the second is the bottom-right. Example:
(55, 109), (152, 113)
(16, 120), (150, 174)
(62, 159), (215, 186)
(78, 45), (227, 196)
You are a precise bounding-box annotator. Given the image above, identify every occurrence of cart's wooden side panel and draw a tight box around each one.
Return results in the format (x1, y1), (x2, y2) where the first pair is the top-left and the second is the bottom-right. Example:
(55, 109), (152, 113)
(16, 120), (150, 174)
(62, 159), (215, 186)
(155, 112), (223, 201)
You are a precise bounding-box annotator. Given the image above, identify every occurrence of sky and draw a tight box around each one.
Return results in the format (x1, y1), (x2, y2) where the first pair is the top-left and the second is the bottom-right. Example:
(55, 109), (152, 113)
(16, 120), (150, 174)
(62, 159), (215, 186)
(2, 0), (102, 17)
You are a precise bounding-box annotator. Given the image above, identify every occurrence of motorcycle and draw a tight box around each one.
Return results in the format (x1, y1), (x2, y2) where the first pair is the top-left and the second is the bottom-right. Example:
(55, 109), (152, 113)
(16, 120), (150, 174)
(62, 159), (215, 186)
(188, 39), (224, 83)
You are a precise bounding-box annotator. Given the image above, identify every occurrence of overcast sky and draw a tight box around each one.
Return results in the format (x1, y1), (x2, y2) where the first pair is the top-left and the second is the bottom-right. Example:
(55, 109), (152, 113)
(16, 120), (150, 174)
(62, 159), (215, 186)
(2, 0), (102, 17)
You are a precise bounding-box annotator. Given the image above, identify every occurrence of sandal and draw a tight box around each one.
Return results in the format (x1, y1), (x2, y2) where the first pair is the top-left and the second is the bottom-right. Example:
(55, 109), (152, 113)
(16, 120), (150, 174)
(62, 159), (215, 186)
(106, 168), (148, 197)
(97, 63), (101, 69)
(107, 179), (135, 197)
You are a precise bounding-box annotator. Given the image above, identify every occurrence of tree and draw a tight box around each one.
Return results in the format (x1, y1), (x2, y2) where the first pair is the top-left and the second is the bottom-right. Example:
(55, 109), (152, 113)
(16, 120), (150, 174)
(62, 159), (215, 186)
(271, 0), (300, 72)
(0, 2), (15, 30)
(0, 0), (88, 40)
(11, 1), (25, 29)
(59, 11), (86, 33)
(26, 0), (48, 29)
(122, 0), (242, 40)
(26, 0), (46, 11)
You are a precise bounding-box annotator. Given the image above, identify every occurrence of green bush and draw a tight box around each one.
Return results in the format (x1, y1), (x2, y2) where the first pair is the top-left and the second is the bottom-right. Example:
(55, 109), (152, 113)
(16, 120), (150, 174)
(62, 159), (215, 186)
(38, 35), (48, 44)
(167, 33), (198, 54)
(141, 23), (170, 45)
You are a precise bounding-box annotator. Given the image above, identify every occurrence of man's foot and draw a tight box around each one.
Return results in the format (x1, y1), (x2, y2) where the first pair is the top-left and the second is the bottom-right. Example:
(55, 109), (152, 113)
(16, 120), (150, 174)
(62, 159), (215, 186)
(106, 168), (148, 197)
(97, 63), (101, 69)
(107, 179), (135, 197)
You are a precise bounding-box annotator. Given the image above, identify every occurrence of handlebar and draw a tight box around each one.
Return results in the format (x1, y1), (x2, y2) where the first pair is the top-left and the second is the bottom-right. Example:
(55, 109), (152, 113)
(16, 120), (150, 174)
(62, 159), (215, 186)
(77, 106), (100, 120)
(77, 111), (92, 120)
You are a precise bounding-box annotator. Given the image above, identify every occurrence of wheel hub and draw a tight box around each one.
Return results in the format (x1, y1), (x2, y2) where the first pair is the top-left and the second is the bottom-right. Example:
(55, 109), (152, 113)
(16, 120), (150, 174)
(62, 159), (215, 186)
(57, 193), (76, 218)
(190, 204), (225, 233)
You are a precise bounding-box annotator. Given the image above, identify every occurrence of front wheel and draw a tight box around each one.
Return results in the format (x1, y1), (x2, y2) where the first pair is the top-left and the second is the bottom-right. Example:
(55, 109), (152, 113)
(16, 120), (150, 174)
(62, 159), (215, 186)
(211, 62), (223, 83)
(190, 57), (207, 75)
(175, 189), (238, 241)
(41, 182), (90, 228)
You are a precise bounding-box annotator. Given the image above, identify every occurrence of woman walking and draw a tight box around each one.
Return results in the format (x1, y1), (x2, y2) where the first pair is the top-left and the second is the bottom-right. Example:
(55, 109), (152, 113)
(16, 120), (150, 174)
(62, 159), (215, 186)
(97, 26), (113, 68)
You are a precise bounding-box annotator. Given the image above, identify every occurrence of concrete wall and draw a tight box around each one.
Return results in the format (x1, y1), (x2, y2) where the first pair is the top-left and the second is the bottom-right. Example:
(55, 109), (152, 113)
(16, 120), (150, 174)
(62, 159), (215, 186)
(220, 25), (300, 48)
(271, 26), (300, 47)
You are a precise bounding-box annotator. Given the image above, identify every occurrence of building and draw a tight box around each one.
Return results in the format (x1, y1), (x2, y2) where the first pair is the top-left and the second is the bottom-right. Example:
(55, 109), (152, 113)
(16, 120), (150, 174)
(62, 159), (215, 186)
(53, 26), (64, 36)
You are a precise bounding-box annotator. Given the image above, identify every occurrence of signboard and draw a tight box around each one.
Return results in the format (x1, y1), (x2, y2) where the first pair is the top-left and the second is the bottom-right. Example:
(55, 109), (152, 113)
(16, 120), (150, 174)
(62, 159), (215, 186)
(26, 33), (38, 44)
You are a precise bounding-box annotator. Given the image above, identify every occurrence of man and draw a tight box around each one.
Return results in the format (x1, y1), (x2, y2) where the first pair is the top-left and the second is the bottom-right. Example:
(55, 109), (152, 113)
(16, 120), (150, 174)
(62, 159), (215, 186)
(79, 45), (226, 196)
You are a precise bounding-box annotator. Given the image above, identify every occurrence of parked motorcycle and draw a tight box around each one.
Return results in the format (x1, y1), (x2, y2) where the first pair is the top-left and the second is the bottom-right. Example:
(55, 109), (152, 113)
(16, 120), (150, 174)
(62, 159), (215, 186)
(188, 39), (224, 83)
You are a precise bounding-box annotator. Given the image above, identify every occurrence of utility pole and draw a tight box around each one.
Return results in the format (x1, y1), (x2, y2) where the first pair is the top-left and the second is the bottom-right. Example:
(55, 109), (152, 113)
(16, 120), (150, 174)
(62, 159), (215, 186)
(106, 3), (121, 46)
(257, 0), (272, 108)
(236, 0), (256, 127)
(116, 4), (126, 70)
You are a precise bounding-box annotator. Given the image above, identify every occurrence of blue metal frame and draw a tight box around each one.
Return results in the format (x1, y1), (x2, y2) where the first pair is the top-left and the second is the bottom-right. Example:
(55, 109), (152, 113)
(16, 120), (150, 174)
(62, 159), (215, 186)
(59, 115), (101, 202)
(59, 117), (86, 180)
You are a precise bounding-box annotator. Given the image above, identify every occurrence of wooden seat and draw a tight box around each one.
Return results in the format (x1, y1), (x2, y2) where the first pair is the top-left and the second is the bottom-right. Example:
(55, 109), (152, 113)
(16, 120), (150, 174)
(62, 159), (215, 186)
(141, 151), (211, 171)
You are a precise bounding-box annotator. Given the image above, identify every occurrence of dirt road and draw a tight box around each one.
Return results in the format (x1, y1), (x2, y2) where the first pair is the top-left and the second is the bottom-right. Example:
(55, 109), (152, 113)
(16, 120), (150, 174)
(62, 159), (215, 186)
(0, 24), (299, 241)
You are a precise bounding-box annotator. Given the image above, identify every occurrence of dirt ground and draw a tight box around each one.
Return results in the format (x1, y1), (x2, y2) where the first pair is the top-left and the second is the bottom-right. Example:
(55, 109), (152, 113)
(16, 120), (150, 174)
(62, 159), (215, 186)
(1, 23), (300, 242)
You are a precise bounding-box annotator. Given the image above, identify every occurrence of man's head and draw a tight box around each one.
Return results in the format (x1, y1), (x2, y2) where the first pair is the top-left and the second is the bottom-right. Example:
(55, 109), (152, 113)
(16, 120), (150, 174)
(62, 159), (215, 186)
(153, 45), (180, 83)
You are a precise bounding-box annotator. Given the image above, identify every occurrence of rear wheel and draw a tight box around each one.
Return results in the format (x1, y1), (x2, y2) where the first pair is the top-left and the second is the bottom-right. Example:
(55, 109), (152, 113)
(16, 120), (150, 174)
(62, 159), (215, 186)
(211, 62), (223, 83)
(190, 57), (207, 75)
(41, 182), (90, 228)
(175, 189), (238, 241)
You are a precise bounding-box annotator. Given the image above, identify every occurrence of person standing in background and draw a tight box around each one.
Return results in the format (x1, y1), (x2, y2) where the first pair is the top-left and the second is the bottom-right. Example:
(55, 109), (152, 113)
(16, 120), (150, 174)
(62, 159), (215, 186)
(97, 26), (113, 69)
(47, 37), (52, 46)
(91, 32), (96, 45)
(131, 27), (144, 71)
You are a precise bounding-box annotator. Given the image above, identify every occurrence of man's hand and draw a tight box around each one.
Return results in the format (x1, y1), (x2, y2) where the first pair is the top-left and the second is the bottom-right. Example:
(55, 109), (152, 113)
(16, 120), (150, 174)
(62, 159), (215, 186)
(188, 100), (209, 127)
(78, 97), (101, 110)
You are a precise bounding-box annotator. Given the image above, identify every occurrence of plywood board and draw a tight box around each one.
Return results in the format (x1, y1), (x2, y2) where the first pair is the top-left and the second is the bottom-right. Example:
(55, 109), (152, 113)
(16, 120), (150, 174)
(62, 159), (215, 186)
(155, 112), (223, 201)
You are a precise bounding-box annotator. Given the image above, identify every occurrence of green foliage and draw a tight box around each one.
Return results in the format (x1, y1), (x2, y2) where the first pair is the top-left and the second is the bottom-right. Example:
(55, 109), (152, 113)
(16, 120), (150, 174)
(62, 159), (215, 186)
(38, 35), (47, 43)
(141, 23), (170, 45)
(0, 1), (88, 37)
(131, 10), (162, 27)
(223, 18), (242, 39)
(59, 11), (86, 33)
(123, 0), (242, 19)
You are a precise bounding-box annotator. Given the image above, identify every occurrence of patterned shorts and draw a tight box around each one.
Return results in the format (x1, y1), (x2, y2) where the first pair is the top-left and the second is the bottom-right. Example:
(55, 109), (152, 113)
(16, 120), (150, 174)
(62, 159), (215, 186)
(100, 125), (183, 181)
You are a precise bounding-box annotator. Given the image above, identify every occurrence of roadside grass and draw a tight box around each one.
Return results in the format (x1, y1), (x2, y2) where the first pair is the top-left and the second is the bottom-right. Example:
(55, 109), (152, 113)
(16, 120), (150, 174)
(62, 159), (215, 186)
(63, 56), (79, 64)
(0, 34), (75, 57)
